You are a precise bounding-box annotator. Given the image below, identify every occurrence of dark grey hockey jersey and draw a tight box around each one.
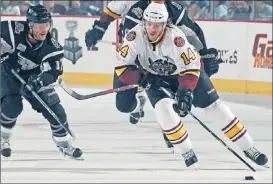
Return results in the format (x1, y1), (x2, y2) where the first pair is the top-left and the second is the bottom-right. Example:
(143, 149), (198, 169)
(1, 20), (63, 86)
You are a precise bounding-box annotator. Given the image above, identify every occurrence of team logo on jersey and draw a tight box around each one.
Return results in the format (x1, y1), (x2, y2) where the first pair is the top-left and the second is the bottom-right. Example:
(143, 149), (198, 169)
(132, 7), (143, 19)
(51, 37), (61, 49)
(17, 43), (26, 52)
(171, 1), (182, 10)
(126, 31), (136, 41)
(17, 52), (38, 70)
(148, 56), (177, 75)
(15, 22), (24, 34)
(174, 36), (185, 47)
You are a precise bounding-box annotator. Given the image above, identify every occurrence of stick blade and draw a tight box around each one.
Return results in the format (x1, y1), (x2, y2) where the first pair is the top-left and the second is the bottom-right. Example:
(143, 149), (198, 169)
(58, 78), (84, 100)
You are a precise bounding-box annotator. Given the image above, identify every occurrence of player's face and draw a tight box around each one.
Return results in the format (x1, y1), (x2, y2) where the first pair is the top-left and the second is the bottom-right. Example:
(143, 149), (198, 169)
(31, 22), (51, 41)
(145, 21), (165, 42)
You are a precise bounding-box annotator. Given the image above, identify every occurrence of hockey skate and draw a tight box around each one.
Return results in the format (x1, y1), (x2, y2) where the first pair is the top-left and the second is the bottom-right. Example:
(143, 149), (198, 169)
(162, 133), (174, 153)
(53, 136), (83, 160)
(58, 145), (83, 160)
(129, 91), (147, 124)
(244, 146), (268, 167)
(1, 137), (11, 157)
(182, 149), (198, 167)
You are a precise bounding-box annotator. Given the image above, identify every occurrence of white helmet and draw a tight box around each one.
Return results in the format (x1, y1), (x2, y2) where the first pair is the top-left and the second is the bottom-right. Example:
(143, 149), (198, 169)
(143, 2), (168, 23)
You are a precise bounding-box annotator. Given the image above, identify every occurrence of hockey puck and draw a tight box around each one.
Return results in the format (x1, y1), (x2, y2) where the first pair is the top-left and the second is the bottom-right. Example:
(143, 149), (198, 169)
(245, 176), (255, 180)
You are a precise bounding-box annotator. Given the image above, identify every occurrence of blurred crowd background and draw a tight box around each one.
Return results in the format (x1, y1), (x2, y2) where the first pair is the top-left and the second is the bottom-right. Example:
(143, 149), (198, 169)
(1, 0), (272, 21)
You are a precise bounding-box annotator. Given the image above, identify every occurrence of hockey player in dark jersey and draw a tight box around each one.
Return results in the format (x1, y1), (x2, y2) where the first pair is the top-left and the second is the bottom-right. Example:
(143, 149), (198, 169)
(1, 4), (82, 159)
(85, 1), (268, 167)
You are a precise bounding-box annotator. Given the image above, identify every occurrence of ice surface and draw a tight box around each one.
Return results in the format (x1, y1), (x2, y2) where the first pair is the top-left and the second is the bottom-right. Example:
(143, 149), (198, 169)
(1, 87), (272, 183)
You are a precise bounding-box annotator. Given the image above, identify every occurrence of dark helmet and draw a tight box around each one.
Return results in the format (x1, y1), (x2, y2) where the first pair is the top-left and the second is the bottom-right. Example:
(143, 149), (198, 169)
(27, 4), (51, 24)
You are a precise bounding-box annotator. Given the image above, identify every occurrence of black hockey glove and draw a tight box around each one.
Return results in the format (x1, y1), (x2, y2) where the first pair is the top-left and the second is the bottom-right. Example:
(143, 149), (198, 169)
(174, 88), (193, 117)
(85, 20), (109, 48)
(200, 48), (223, 77)
(21, 75), (43, 97)
(138, 72), (170, 91)
(138, 72), (154, 90)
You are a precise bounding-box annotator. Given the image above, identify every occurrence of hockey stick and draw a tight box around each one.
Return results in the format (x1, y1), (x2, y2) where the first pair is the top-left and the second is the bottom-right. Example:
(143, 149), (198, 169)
(11, 69), (76, 140)
(97, 40), (116, 45)
(58, 78), (138, 100)
(159, 87), (256, 172)
(87, 40), (116, 51)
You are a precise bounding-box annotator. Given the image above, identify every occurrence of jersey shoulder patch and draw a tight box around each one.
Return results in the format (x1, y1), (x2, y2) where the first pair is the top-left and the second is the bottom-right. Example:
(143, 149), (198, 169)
(126, 31), (136, 41)
(14, 21), (25, 34)
(173, 36), (185, 47)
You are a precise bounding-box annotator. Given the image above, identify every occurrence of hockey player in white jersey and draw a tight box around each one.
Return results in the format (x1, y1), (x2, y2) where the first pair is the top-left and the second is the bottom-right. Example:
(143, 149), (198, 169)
(85, 0), (222, 149)
(114, 2), (202, 167)
(113, 2), (268, 167)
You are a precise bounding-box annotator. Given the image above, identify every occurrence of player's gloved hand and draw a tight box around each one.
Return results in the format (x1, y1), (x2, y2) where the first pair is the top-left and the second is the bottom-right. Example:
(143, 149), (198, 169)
(199, 48), (223, 77)
(85, 20), (109, 48)
(21, 75), (43, 97)
(138, 72), (154, 89)
(138, 72), (163, 90)
(174, 88), (193, 117)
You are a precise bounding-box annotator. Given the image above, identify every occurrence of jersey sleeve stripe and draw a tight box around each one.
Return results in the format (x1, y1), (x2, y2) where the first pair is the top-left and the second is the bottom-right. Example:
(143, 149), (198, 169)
(124, 15), (142, 24)
(8, 21), (15, 52)
(42, 50), (64, 62)
(179, 70), (200, 77)
(175, 8), (185, 26)
(104, 7), (120, 19)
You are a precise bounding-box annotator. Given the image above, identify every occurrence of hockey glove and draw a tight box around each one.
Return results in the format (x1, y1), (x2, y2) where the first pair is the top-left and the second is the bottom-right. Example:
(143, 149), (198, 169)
(174, 88), (193, 117)
(138, 72), (154, 90)
(21, 75), (43, 97)
(200, 48), (223, 77)
(85, 20), (109, 48)
(138, 72), (171, 91)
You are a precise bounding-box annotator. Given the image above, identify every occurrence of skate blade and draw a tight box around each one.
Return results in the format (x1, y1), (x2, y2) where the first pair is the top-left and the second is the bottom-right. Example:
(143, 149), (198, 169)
(245, 156), (270, 169)
(65, 155), (84, 161)
(62, 153), (84, 161)
(73, 156), (84, 161)
(167, 147), (174, 154)
(193, 163), (199, 171)
(1, 155), (11, 160)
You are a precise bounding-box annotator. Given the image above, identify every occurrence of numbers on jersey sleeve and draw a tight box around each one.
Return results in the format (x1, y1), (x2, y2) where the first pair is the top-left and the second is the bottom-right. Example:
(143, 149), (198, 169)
(180, 48), (196, 65)
(116, 42), (129, 58)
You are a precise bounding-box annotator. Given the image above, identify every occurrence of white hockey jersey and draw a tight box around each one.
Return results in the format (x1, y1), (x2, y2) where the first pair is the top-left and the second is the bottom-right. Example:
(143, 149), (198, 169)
(116, 23), (201, 76)
(104, 1), (138, 23)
